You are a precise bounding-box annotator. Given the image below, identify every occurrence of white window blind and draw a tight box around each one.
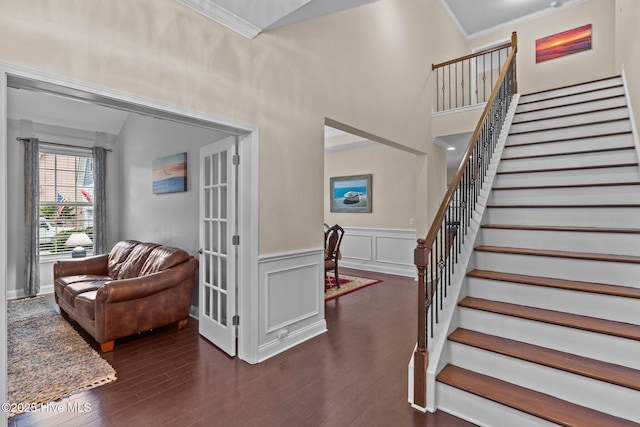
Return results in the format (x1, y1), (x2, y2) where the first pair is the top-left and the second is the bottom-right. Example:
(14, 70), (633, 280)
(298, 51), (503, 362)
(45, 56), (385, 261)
(38, 148), (95, 255)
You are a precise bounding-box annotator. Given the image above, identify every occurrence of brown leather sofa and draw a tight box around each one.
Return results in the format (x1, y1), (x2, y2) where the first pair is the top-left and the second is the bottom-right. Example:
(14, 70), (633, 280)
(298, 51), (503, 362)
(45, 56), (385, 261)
(54, 240), (199, 352)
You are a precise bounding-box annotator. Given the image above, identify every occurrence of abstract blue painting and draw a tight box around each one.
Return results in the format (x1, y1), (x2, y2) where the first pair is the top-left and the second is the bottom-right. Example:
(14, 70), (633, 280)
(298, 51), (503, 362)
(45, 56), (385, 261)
(153, 152), (187, 194)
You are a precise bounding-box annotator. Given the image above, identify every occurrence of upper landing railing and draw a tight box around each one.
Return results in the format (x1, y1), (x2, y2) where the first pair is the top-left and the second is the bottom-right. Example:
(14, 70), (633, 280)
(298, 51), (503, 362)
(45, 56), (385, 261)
(433, 34), (516, 112)
(413, 32), (518, 409)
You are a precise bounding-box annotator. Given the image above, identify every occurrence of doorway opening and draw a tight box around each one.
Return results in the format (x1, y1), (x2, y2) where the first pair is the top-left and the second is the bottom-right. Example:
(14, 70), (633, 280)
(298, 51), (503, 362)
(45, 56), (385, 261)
(0, 66), (261, 411)
(323, 118), (422, 278)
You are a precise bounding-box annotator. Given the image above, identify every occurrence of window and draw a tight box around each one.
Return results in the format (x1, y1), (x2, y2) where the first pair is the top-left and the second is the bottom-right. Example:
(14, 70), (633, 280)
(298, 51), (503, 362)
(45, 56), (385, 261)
(38, 147), (94, 255)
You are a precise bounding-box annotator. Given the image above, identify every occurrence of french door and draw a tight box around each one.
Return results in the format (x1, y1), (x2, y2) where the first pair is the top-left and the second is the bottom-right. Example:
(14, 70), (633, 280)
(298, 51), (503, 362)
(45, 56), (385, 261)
(199, 136), (237, 356)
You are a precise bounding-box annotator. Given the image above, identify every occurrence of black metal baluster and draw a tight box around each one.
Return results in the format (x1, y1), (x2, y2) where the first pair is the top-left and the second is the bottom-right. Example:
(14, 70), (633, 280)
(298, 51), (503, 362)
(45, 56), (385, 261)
(455, 62), (458, 109)
(436, 68), (440, 112)
(448, 65), (451, 110)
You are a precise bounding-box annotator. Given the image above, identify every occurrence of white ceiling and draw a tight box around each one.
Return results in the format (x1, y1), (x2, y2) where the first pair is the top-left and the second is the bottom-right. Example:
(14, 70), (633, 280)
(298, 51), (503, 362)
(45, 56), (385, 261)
(177, 0), (583, 39)
(8, 88), (129, 136)
(441, 0), (579, 38)
(434, 133), (473, 169)
(176, 0), (382, 39)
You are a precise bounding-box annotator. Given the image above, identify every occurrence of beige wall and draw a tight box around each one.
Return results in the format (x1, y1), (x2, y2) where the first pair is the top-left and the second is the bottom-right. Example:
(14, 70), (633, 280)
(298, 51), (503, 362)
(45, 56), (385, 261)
(431, 105), (483, 139)
(615, 0), (640, 133)
(324, 141), (418, 230)
(0, 0), (467, 255)
(468, 0), (616, 94)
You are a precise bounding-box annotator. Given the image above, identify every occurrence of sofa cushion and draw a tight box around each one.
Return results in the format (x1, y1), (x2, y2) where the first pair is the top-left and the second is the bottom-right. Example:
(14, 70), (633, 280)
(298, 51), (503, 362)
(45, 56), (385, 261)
(62, 279), (109, 307)
(139, 246), (190, 276)
(55, 275), (109, 305)
(117, 243), (161, 279)
(108, 240), (140, 278)
(75, 290), (98, 320)
(56, 274), (110, 286)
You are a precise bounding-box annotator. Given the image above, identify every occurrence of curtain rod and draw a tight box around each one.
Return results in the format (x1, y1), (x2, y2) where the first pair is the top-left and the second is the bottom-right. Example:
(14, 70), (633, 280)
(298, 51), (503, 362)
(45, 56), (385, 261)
(16, 137), (113, 152)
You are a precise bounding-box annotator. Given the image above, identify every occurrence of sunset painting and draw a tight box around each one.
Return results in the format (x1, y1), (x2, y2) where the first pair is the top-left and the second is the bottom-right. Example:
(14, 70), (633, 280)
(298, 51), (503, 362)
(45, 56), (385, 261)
(153, 152), (187, 194)
(536, 24), (592, 63)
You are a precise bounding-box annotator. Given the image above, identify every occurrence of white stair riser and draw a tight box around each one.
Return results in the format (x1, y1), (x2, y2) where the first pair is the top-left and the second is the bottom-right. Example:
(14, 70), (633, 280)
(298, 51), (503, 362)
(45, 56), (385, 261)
(474, 251), (640, 287)
(448, 342), (640, 422)
(467, 278), (640, 325)
(517, 85), (625, 111)
(499, 150), (636, 172)
(489, 185), (640, 205)
(484, 206), (640, 228)
(436, 383), (559, 427)
(495, 167), (640, 187)
(519, 78), (623, 104)
(508, 121), (632, 145)
(510, 108), (629, 134)
(479, 228), (640, 257)
(503, 133), (634, 156)
(513, 96), (627, 123)
(458, 307), (640, 369)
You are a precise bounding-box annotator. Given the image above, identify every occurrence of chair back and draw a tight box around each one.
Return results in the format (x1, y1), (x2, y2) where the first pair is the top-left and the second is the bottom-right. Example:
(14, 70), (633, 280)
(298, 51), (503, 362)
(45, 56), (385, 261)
(324, 224), (344, 259)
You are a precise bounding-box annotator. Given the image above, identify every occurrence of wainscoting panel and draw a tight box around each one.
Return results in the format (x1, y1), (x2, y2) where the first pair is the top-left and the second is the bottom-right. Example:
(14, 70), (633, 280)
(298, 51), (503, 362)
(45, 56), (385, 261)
(339, 232), (373, 261)
(339, 227), (417, 277)
(257, 248), (327, 362)
(265, 263), (320, 333)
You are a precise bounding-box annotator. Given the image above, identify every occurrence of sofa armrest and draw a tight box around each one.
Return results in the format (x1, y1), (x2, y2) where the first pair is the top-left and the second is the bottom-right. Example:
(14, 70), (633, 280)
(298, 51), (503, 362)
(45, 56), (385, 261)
(96, 258), (198, 303)
(54, 254), (109, 279)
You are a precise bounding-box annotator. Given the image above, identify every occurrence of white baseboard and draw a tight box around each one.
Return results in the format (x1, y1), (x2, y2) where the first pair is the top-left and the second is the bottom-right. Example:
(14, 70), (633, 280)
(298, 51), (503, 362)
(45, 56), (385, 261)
(189, 305), (199, 319)
(7, 284), (54, 300)
(257, 319), (327, 363)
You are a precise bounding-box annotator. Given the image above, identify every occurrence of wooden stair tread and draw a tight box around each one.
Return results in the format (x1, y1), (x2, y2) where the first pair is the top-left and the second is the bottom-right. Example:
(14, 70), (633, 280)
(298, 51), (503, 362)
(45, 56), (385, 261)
(512, 105), (628, 126)
(487, 203), (640, 209)
(475, 245), (640, 264)
(518, 82), (623, 105)
(458, 297), (640, 341)
(481, 224), (640, 234)
(502, 146), (635, 161)
(521, 76), (621, 96)
(513, 94), (625, 116)
(493, 181), (640, 191)
(509, 117), (629, 136)
(449, 328), (640, 391)
(437, 365), (639, 427)
(504, 130), (632, 148)
(497, 163), (639, 175)
(467, 269), (640, 299)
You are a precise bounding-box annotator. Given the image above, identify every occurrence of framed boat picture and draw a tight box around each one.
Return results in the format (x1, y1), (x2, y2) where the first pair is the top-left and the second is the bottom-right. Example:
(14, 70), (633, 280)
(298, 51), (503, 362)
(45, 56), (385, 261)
(153, 152), (187, 194)
(330, 174), (372, 213)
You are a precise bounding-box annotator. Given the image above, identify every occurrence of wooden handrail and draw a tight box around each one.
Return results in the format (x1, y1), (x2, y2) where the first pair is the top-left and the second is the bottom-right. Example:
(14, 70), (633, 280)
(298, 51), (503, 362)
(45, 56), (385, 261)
(413, 31), (517, 410)
(424, 32), (517, 248)
(432, 40), (512, 70)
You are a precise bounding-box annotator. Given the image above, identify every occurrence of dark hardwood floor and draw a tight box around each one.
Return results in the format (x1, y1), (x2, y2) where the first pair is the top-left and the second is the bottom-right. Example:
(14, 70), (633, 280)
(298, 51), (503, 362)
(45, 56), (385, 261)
(10, 268), (474, 427)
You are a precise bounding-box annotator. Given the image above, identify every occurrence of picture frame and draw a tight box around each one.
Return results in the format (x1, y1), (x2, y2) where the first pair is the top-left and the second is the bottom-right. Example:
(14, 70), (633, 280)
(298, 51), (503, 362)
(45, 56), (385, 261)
(536, 24), (592, 63)
(330, 174), (372, 213)
(152, 152), (187, 194)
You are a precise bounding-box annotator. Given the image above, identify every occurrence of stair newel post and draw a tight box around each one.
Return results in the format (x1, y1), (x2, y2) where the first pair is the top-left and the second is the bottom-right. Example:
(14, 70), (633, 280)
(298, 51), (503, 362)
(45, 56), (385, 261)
(414, 238), (429, 408)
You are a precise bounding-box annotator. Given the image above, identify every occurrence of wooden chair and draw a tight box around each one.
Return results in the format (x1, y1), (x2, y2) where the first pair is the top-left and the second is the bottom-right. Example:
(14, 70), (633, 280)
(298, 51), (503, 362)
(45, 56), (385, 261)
(324, 224), (344, 289)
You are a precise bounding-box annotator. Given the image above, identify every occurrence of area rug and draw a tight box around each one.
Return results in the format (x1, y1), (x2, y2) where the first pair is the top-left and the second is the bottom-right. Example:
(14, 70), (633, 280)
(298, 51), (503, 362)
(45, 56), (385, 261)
(7, 297), (117, 417)
(324, 274), (382, 301)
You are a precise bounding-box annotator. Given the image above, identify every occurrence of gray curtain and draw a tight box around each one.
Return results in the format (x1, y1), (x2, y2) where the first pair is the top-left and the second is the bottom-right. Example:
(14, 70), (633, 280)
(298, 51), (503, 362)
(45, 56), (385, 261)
(93, 146), (108, 254)
(24, 138), (40, 296)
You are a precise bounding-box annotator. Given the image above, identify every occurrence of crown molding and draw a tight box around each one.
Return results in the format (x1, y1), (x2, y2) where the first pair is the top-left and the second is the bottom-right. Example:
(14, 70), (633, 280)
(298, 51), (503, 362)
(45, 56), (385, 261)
(438, 0), (467, 39)
(176, 0), (262, 39)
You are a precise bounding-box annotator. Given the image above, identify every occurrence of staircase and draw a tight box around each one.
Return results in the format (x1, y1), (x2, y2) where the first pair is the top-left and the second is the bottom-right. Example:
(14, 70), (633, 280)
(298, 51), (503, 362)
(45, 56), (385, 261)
(435, 76), (640, 426)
